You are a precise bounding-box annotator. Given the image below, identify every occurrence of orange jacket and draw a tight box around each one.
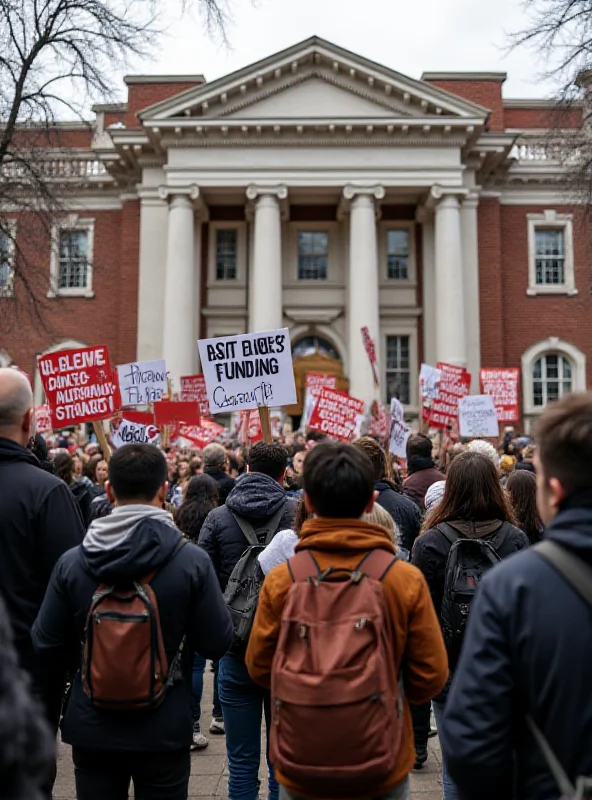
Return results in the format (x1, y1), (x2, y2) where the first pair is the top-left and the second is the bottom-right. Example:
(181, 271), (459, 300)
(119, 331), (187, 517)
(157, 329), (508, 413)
(245, 517), (449, 796)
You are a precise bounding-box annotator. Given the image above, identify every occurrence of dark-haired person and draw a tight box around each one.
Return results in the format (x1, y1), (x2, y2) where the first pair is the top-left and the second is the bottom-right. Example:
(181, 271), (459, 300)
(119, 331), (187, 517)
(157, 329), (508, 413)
(32, 444), (233, 800)
(403, 434), (443, 510)
(441, 392), (592, 800)
(199, 442), (297, 800)
(203, 442), (236, 505)
(506, 469), (544, 545)
(412, 450), (528, 800)
(246, 442), (448, 800)
(54, 451), (93, 527)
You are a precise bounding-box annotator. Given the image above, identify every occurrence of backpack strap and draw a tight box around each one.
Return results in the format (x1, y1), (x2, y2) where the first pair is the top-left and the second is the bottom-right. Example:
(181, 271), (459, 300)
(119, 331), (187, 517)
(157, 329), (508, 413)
(526, 715), (576, 798)
(230, 505), (285, 547)
(355, 549), (398, 581)
(287, 550), (322, 582)
(436, 523), (461, 546)
(533, 539), (592, 607)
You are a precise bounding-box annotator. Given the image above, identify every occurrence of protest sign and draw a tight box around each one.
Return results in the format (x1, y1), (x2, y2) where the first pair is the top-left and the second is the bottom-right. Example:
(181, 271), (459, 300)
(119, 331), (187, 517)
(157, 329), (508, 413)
(426, 363), (471, 430)
(35, 405), (53, 435)
(308, 388), (365, 442)
(420, 363), (442, 402)
(153, 401), (201, 428)
(480, 368), (520, 422)
(458, 395), (499, 438)
(368, 401), (390, 441)
(177, 419), (225, 449)
(117, 359), (169, 406)
(389, 398), (411, 458)
(38, 345), (119, 429)
(361, 326), (380, 387)
(110, 411), (160, 449)
(198, 329), (296, 414)
(238, 410), (263, 444)
(301, 372), (337, 429)
(180, 374), (211, 417)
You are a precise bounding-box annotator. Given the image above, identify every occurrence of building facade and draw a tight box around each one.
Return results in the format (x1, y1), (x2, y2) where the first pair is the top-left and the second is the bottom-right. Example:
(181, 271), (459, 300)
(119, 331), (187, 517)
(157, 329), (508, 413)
(1, 36), (590, 428)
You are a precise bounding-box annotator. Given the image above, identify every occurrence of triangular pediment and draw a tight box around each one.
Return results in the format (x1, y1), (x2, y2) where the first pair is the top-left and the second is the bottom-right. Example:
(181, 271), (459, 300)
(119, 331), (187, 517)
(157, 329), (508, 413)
(138, 36), (489, 125)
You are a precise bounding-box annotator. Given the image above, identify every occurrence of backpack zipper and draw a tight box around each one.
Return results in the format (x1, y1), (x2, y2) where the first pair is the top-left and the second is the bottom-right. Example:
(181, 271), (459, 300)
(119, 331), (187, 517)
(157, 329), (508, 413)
(94, 611), (149, 624)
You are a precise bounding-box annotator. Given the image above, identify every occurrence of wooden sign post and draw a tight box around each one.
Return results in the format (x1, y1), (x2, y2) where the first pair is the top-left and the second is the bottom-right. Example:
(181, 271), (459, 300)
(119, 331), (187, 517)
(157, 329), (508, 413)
(258, 406), (273, 444)
(92, 421), (112, 462)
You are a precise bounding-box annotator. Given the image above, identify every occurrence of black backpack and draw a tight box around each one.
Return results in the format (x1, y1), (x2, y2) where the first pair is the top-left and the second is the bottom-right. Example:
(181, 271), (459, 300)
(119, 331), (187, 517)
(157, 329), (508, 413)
(438, 522), (505, 668)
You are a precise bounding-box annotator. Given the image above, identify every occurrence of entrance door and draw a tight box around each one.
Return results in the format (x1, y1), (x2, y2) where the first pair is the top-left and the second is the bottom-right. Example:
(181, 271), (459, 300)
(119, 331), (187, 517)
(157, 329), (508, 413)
(286, 343), (348, 419)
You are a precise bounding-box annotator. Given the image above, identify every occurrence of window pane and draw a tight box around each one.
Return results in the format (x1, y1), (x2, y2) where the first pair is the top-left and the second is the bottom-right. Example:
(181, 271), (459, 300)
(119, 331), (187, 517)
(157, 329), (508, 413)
(298, 231), (328, 280)
(534, 228), (565, 285)
(563, 381), (572, 396)
(58, 230), (88, 289)
(562, 357), (572, 379)
(533, 359), (542, 379)
(386, 335), (410, 405)
(545, 355), (558, 379)
(547, 382), (560, 401)
(0, 232), (11, 287)
(387, 230), (409, 280)
(216, 229), (237, 280)
(533, 381), (544, 406)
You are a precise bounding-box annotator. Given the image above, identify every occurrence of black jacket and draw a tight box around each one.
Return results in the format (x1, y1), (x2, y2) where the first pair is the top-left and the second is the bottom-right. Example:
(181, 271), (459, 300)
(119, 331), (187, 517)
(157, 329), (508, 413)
(205, 467), (236, 505)
(199, 473), (297, 593)
(441, 497), (592, 800)
(31, 507), (233, 752)
(375, 481), (421, 552)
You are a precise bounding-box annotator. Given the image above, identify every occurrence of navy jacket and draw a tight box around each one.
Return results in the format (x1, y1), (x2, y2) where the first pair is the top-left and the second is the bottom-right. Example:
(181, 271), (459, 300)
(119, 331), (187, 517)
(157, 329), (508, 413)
(32, 507), (233, 752)
(375, 481), (421, 552)
(441, 495), (592, 800)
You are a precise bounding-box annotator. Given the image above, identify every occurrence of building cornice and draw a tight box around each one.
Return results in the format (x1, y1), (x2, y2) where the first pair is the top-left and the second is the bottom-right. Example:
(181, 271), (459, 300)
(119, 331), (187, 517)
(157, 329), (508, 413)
(422, 71), (507, 82)
(124, 74), (205, 85)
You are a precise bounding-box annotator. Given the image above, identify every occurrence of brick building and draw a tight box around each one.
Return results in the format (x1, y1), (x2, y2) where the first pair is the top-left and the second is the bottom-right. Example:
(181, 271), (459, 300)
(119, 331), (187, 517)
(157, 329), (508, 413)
(0, 36), (589, 429)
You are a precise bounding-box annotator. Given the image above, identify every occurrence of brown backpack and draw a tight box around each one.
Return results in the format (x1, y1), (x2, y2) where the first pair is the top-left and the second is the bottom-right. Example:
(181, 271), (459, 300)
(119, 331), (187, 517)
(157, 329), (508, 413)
(270, 548), (403, 798)
(82, 539), (188, 711)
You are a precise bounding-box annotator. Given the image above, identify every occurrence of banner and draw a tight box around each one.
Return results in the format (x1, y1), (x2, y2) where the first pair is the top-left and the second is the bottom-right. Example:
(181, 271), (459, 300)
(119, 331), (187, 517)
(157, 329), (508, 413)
(38, 345), (119, 428)
(426, 362), (471, 430)
(302, 372), (337, 429)
(389, 398), (411, 458)
(361, 326), (380, 387)
(35, 404), (53, 435)
(117, 359), (169, 406)
(308, 388), (365, 442)
(480, 368), (520, 423)
(180, 374), (211, 417)
(153, 401), (201, 428)
(198, 328), (296, 414)
(177, 419), (225, 449)
(110, 410), (160, 449)
(458, 395), (499, 438)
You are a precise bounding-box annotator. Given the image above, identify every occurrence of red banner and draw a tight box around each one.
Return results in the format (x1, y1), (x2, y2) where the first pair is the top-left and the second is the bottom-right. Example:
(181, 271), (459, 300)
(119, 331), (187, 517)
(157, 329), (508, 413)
(308, 388), (365, 442)
(426, 362), (471, 430)
(38, 345), (119, 429)
(180, 374), (210, 417)
(480, 368), (520, 423)
(153, 401), (201, 428)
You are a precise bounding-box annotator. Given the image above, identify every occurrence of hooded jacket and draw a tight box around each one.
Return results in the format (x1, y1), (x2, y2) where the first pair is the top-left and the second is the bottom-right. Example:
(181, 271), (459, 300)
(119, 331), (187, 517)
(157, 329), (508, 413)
(403, 460), (444, 510)
(245, 517), (449, 796)
(375, 481), (421, 552)
(198, 472), (297, 593)
(441, 495), (592, 800)
(31, 505), (233, 752)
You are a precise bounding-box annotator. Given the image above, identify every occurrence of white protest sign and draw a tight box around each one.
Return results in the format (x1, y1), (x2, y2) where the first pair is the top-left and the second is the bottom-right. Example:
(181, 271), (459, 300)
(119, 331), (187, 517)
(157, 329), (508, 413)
(420, 363), (442, 402)
(110, 418), (161, 449)
(389, 398), (411, 458)
(458, 395), (499, 438)
(117, 359), (169, 406)
(198, 328), (297, 414)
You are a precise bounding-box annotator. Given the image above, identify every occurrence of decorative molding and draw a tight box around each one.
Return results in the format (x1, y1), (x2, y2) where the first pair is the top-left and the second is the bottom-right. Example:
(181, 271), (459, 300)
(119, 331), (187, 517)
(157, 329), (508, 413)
(343, 184), (385, 201)
(246, 183), (288, 201)
(284, 306), (343, 324)
(158, 136), (470, 149)
(157, 184), (200, 201)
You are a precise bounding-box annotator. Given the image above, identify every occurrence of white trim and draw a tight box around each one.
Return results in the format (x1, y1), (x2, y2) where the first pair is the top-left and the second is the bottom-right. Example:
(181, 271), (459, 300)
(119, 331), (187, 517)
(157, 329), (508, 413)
(207, 221), (247, 287)
(48, 216), (95, 298)
(379, 220), (416, 286)
(526, 210), (576, 296)
(521, 337), (586, 418)
(0, 220), (17, 298)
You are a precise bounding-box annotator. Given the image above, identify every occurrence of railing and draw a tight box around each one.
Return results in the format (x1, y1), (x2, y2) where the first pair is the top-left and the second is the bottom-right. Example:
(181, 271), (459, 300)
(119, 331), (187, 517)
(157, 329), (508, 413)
(511, 137), (582, 164)
(0, 152), (107, 181)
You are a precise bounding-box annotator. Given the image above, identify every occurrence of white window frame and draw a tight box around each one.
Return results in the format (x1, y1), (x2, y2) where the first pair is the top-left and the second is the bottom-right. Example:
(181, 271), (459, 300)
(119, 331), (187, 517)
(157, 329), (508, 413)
(527, 210), (577, 296)
(382, 322), (419, 413)
(296, 230), (329, 281)
(286, 221), (341, 286)
(0, 220), (17, 298)
(48, 215), (95, 298)
(379, 222), (416, 285)
(522, 337), (586, 418)
(207, 222), (246, 287)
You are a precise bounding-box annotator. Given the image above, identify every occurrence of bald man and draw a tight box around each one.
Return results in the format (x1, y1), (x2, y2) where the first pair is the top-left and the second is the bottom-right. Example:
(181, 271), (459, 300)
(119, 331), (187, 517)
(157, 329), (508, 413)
(0, 368), (84, 737)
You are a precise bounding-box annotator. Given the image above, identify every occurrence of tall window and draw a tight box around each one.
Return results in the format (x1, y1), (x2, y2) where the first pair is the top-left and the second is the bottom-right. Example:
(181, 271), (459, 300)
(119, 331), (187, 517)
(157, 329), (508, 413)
(532, 354), (572, 406)
(386, 335), (410, 405)
(298, 231), (328, 280)
(58, 230), (89, 289)
(534, 228), (565, 286)
(216, 229), (238, 280)
(386, 230), (409, 279)
(0, 229), (14, 294)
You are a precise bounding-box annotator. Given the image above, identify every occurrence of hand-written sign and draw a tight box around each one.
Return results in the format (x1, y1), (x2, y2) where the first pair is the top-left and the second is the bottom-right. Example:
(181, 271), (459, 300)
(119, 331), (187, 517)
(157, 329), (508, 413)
(117, 359), (169, 406)
(180, 374), (211, 417)
(302, 372), (337, 429)
(308, 388), (365, 442)
(38, 345), (119, 428)
(35, 405), (53, 435)
(426, 363), (471, 430)
(480, 368), (520, 423)
(110, 411), (160, 449)
(389, 398), (411, 458)
(420, 363), (442, 403)
(458, 395), (499, 438)
(198, 329), (297, 414)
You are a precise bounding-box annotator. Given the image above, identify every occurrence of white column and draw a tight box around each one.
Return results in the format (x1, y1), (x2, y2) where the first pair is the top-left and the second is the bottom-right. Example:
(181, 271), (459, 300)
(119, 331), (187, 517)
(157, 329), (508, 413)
(420, 211), (437, 366)
(246, 184), (287, 333)
(137, 195), (169, 362)
(344, 185), (384, 406)
(461, 192), (481, 390)
(194, 219), (203, 371)
(433, 187), (467, 367)
(161, 186), (198, 388)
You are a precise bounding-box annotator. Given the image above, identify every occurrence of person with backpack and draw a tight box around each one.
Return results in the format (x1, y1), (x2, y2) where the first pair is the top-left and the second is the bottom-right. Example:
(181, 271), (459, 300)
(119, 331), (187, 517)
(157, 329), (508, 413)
(31, 444), (234, 800)
(199, 442), (297, 800)
(412, 450), (529, 799)
(441, 392), (592, 800)
(245, 442), (448, 800)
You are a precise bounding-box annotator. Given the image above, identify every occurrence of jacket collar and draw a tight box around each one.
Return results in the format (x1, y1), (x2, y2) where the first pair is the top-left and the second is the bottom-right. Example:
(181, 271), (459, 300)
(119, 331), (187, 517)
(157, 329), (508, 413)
(295, 517), (396, 554)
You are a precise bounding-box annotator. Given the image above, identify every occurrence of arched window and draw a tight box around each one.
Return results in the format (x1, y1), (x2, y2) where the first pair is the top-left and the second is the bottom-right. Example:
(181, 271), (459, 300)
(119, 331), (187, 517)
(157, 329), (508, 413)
(522, 338), (586, 425)
(532, 354), (572, 407)
(292, 336), (339, 360)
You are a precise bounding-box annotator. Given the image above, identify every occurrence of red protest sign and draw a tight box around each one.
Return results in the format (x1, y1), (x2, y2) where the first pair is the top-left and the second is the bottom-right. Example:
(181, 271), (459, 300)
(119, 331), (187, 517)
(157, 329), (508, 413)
(154, 401), (201, 428)
(361, 326), (380, 387)
(38, 345), (119, 429)
(308, 388), (365, 442)
(238, 410), (262, 444)
(180, 374), (210, 417)
(480, 368), (520, 423)
(368, 400), (390, 441)
(35, 405), (53, 434)
(178, 419), (225, 449)
(426, 362), (471, 430)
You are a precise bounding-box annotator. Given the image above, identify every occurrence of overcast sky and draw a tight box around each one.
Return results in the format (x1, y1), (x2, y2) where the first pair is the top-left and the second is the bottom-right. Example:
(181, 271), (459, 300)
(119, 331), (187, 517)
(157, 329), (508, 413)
(120, 0), (557, 100)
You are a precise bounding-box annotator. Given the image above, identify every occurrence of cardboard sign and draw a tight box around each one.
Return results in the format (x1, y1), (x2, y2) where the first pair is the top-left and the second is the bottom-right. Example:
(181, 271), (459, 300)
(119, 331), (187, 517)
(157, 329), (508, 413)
(153, 401), (201, 428)
(35, 405), (53, 435)
(308, 388), (365, 442)
(198, 329), (296, 414)
(420, 363), (442, 403)
(480, 368), (520, 423)
(117, 359), (169, 406)
(177, 419), (225, 449)
(458, 395), (499, 438)
(426, 363), (471, 430)
(389, 398), (411, 458)
(180, 374), (211, 417)
(361, 326), (380, 387)
(38, 345), (119, 428)
(302, 372), (337, 429)
(110, 411), (160, 449)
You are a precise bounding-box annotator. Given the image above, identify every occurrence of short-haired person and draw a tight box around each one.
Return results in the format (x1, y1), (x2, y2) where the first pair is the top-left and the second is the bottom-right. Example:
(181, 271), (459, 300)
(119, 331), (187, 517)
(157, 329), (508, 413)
(32, 444), (233, 800)
(441, 393), (592, 800)
(246, 442), (448, 800)
(403, 434), (444, 510)
(199, 442), (297, 800)
(203, 442), (236, 504)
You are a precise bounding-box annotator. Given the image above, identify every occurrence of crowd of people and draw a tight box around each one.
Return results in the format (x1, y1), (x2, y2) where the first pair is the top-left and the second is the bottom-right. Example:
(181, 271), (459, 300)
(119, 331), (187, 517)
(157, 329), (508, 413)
(0, 364), (591, 800)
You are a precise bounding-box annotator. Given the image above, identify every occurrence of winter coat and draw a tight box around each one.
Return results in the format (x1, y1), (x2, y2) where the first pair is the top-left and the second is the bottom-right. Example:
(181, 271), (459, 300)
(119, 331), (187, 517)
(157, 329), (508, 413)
(245, 516), (449, 795)
(403, 465), (444, 510)
(198, 473), (297, 593)
(441, 494), (592, 800)
(31, 506), (233, 752)
(375, 481), (421, 552)
(204, 467), (236, 505)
